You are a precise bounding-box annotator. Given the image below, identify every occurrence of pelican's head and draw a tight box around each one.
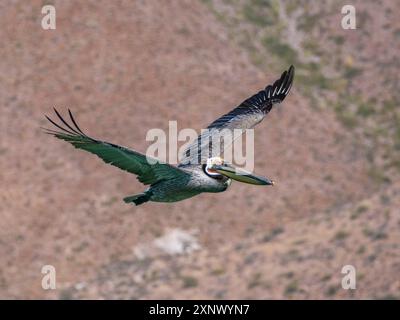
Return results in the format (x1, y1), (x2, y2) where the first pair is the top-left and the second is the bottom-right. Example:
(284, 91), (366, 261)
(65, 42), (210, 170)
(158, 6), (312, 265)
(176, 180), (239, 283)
(204, 156), (274, 186)
(204, 157), (225, 177)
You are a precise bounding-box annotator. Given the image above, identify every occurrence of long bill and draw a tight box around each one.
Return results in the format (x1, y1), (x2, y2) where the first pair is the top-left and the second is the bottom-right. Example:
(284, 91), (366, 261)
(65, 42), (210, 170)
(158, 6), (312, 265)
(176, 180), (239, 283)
(212, 164), (274, 186)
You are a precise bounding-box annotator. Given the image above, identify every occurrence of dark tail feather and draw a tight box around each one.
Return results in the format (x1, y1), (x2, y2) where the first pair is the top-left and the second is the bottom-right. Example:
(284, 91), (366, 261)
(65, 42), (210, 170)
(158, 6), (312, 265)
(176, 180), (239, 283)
(123, 193), (150, 206)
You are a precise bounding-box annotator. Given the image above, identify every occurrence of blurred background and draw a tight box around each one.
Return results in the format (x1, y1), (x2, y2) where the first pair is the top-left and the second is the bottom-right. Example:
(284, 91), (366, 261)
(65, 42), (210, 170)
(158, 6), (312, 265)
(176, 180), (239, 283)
(0, 0), (399, 299)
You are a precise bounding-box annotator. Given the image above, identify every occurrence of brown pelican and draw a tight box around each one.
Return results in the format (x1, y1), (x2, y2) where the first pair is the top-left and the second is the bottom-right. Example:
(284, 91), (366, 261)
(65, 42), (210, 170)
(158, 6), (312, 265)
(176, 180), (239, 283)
(43, 66), (294, 205)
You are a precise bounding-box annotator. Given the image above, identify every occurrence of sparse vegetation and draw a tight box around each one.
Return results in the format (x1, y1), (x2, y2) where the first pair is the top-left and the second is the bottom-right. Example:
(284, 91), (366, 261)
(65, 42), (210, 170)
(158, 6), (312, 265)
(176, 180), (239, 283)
(181, 276), (198, 289)
(363, 228), (387, 241)
(333, 231), (349, 241)
(243, 0), (279, 27)
(351, 204), (369, 220)
(281, 271), (295, 279)
(211, 268), (226, 276)
(248, 272), (263, 289)
(262, 227), (284, 242)
(357, 245), (366, 255)
(262, 36), (298, 66)
(284, 280), (299, 296)
(320, 274), (331, 282)
(325, 285), (338, 296)
(343, 66), (363, 79)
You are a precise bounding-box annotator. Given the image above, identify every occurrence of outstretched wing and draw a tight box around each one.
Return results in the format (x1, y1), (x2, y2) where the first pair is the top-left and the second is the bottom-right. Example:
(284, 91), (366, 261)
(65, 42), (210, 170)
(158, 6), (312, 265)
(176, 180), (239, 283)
(43, 108), (189, 185)
(180, 65), (294, 165)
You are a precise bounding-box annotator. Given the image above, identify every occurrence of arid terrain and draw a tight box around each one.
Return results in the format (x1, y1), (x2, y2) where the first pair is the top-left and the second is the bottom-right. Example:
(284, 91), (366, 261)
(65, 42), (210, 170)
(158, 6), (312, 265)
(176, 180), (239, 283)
(0, 0), (399, 299)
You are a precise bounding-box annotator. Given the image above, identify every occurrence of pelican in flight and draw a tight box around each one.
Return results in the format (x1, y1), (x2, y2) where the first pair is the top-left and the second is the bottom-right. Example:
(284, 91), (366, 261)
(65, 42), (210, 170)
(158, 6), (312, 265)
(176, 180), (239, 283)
(43, 66), (294, 205)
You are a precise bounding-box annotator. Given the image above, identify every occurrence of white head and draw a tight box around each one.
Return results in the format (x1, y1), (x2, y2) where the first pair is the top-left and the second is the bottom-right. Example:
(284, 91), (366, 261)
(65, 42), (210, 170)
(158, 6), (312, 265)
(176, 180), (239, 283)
(204, 157), (224, 177)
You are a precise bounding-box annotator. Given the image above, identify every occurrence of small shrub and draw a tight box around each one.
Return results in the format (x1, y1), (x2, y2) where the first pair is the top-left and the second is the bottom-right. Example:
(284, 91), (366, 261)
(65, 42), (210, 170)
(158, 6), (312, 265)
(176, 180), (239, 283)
(325, 285), (338, 296)
(182, 276), (198, 289)
(284, 280), (298, 295)
(333, 231), (349, 241)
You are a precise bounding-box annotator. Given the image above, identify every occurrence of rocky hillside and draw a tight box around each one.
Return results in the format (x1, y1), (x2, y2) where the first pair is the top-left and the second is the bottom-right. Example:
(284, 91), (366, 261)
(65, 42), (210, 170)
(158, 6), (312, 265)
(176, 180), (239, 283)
(0, 0), (398, 299)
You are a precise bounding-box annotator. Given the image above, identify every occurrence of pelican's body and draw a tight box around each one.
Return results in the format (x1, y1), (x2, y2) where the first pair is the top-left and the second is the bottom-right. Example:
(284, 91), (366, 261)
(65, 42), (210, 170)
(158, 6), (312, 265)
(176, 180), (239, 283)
(137, 165), (231, 204)
(43, 66), (294, 205)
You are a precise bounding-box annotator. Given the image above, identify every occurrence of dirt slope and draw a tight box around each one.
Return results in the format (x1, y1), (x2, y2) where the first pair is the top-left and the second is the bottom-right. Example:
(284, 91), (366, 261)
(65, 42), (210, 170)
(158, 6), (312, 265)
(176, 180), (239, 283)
(0, 0), (397, 299)
(67, 181), (400, 299)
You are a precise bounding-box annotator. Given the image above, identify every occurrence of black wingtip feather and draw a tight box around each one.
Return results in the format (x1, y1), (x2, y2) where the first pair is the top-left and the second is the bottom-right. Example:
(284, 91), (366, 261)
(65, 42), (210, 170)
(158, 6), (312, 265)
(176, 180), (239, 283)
(266, 65), (295, 103)
(43, 109), (95, 142)
(53, 107), (82, 136)
(45, 114), (76, 135)
(68, 109), (87, 136)
(243, 65), (295, 113)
